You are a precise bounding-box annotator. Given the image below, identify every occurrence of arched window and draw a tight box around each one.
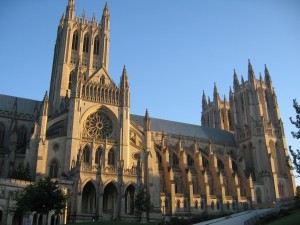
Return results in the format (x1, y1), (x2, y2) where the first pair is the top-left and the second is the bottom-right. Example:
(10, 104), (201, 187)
(68, 71), (74, 90)
(0, 122), (5, 146)
(95, 147), (102, 164)
(171, 153), (179, 166)
(256, 188), (262, 203)
(278, 183), (284, 197)
(232, 161), (238, 173)
(108, 149), (115, 165)
(240, 95), (245, 111)
(49, 159), (58, 178)
(187, 154), (194, 167)
(83, 33), (90, 53)
(201, 200), (204, 209)
(83, 146), (90, 163)
(17, 126), (27, 149)
(217, 159), (224, 170)
(157, 152), (162, 165)
(228, 110), (232, 127)
(211, 201), (215, 210)
(100, 75), (105, 85)
(176, 199), (180, 209)
(202, 157), (209, 169)
(72, 31), (79, 50)
(195, 200), (198, 209)
(94, 35), (100, 55)
(217, 201), (220, 210)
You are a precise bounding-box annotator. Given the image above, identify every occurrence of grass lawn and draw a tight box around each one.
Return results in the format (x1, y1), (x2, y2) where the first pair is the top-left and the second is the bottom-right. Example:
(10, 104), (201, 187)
(265, 209), (300, 225)
(67, 222), (159, 225)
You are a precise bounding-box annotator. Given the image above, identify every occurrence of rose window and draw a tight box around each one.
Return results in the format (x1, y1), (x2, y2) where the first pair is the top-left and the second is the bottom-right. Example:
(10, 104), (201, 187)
(84, 111), (113, 139)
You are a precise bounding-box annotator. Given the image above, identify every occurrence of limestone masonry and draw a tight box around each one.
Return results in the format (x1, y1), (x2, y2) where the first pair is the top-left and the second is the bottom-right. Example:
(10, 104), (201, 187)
(0, 1), (296, 224)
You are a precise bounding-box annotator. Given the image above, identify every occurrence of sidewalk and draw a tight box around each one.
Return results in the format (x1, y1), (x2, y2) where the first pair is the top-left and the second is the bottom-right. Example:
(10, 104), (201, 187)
(194, 208), (279, 225)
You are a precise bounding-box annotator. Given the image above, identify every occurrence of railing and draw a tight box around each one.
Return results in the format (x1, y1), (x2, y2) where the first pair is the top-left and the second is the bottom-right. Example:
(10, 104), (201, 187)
(82, 83), (120, 106)
(244, 207), (279, 225)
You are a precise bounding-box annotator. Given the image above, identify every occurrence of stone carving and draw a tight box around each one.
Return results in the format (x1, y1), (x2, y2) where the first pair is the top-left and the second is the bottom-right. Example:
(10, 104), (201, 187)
(84, 111), (113, 139)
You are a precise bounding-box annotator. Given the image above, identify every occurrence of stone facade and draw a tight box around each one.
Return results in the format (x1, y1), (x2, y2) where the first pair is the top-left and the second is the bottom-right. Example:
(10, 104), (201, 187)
(0, 1), (296, 225)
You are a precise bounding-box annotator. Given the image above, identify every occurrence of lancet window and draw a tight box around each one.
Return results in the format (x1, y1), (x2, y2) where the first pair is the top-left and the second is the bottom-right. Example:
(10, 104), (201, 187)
(94, 35), (100, 55)
(83, 146), (90, 163)
(83, 33), (90, 53)
(108, 149), (115, 165)
(95, 147), (102, 164)
(72, 31), (79, 50)
(49, 159), (58, 178)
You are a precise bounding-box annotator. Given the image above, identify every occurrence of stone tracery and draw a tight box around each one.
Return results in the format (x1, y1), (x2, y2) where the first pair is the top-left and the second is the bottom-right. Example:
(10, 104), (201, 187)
(84, 111), (113, 139)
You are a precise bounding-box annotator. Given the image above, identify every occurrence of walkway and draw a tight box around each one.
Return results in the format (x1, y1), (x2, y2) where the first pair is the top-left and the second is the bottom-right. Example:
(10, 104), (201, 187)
(194, 208), (279, 225)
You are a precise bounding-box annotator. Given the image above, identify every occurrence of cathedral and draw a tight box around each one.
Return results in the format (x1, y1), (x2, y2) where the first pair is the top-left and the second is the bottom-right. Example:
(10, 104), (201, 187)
(0, 1), (296, 225)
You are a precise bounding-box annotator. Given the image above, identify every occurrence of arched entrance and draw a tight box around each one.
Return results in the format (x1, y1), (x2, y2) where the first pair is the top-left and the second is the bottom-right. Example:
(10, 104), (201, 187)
(32, 214), (37, 225)
(82, 181), (97, 213)
(256, 188), (262, 203)
(125, 185), (135, 214)
(103, 182), (118, 219)
(12, 212), (22, 225)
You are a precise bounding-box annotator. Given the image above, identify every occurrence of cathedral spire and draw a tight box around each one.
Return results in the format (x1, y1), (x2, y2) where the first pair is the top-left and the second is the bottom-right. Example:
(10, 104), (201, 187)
(101, 1), (110, 27)
(41, 91), (49, 116)
(213, 82), (220, 102)
(144, 109), (151, 132)
(264, 64), (273, 88)
(248, 59), (256, 85)
(66, 0), (75, 20)
(100, 2), (110, 70)
(120, 65), (129, 89)
(120, 65), (130, 107)
(202, 90), (207, 110)
(233, 69), (240, 91)
(229, 86), (234, 104)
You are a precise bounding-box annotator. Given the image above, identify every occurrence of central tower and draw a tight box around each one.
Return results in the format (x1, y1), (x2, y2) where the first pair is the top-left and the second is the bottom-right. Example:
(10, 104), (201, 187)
(48, 0), (110, 115)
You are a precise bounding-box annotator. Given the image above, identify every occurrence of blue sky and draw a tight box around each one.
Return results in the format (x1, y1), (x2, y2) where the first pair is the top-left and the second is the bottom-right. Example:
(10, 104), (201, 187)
(0, 0), (300, 184)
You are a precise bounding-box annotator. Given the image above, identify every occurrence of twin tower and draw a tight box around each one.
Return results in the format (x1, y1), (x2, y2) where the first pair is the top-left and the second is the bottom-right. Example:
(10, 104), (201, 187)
(201, 60), (295, 201)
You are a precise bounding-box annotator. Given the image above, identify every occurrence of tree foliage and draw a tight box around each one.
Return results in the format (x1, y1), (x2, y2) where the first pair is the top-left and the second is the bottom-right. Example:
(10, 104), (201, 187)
(10, 177), (66, 216)
(134, 187), (153, 221)
(289, 99), (300, 176)
(10, 161), (31, 181)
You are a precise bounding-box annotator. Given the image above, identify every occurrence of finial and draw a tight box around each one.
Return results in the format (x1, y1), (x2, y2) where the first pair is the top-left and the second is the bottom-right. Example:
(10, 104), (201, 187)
(145, 108), (149, 117)
(82, 9), (85, 19)
(92, 12), (96, 22)
(43, 91), (48, 101)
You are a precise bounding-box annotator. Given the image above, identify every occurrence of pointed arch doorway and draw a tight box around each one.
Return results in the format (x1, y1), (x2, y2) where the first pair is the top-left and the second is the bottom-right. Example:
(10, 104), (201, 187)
(103, 182), (118, 220)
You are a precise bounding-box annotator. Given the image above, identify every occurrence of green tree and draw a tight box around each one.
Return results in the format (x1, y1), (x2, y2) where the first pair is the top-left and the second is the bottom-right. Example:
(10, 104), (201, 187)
(134, 188), (153, 221)
(289, 99), (300, 176)
(10, 177), (66, 223)
(10, 161), (31, 181)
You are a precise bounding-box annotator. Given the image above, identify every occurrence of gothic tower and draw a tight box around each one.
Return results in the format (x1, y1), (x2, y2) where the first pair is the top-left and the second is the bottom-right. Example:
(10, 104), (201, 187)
(48, 0), (110, 115)
(202, 60), (296, 203)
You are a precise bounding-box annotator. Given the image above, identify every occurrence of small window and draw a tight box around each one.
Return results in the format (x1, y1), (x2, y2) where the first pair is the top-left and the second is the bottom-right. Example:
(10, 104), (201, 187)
(72, 31), (79, 50)
(68, 71), (73, 89)
(211, 201), (214, 210)
(17, 126), (27, 149)
(187, 154), (194, 167)
(83, 146), (90, 163)
(95, 147), (102, 164)
(100, 75), (105, 85)
(94, 35), (100, 55)
(108, 149), (115, 165)
(195, 200), (198, 209)
(49, 160), (58, 178)
(83, 34), (90, 53)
